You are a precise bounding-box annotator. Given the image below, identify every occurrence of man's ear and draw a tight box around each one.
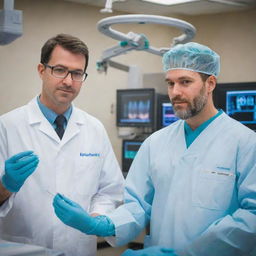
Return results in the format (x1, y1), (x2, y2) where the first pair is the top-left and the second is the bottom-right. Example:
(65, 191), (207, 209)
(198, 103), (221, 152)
(206, 75), (217, 94)
(37, 63), (45, 78)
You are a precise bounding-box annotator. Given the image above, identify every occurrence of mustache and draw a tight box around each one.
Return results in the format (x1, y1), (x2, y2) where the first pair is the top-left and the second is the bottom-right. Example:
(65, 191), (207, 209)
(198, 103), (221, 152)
(58, 86), (75, 93)
(171, 96), (188, 104)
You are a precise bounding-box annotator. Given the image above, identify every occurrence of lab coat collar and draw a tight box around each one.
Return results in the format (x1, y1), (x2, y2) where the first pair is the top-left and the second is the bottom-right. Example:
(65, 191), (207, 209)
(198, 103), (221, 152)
(27, 97), (85, 145)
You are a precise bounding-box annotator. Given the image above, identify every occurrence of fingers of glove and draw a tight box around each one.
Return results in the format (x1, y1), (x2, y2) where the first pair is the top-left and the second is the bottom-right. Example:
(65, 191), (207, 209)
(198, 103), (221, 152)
(18, 165), (38, 182)
(6, 151), (34, 163)
(18, 159), (39, 176)
(53, 204), (69, 220)
(58, 193), (81, 207)
(8, 155), (39, 171)
(52, 198), (74, 224)
(53, 194), (70, 211)
(53, 194), (79, 213)
(54, 207), (72, 226)
(53, 203), (66, 217)
(121, 249), (138, 256)
(161, 248), (175, 253)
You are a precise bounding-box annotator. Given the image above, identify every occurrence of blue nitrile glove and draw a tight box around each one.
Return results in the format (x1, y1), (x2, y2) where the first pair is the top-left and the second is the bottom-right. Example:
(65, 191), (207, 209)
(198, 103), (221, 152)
(2, 151), (39, 192)
(121, 246), (178, 256)
(53, 193), (115, 236)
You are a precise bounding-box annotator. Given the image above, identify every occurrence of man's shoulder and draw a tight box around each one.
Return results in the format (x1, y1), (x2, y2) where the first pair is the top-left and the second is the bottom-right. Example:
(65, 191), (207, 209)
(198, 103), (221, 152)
(219, 113), (256, 148)
(221, 113), (255, 137)
(144, 120), (183, 145)
(0, 105), (27, 123)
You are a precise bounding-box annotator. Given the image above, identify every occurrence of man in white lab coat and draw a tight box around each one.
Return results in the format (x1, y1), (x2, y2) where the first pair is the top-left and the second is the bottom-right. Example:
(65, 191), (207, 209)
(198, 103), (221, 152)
(52, 42), (256, 256)
(0, 34), (124, 256)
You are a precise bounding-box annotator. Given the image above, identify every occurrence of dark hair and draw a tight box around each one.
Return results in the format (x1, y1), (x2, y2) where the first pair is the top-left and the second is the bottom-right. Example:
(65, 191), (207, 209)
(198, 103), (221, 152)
(40, 34), (89, 71)
(199, 72), (211, 82)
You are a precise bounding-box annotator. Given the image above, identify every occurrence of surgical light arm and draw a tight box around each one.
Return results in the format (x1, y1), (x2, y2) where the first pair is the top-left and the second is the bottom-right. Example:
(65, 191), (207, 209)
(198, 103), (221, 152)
(96, 14), (196, 73)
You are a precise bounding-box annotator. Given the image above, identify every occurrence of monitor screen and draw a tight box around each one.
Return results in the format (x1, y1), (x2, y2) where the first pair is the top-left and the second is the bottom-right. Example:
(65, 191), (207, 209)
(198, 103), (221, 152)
(213, 82), (256, 131)
(122, 140), (143, 172)
(157, 94), (179, 130)
(116, 88), (155, 127)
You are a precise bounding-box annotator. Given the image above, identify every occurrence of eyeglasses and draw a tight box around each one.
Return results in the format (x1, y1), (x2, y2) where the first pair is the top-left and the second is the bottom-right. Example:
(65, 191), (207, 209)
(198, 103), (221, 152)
(43, 63), (88, 82)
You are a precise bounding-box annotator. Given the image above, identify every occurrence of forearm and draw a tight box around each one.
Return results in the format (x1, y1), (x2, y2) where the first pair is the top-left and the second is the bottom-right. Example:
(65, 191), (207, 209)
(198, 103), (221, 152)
(0, 181), (12, 206)
(178, 209), (256, 256)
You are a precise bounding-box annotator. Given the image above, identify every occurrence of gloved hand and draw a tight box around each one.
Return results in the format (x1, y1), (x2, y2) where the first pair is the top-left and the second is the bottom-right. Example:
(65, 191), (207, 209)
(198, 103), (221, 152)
(121, 246), (178, 256)
(53, 193), (115, 236)
(2, 151), (39, 192)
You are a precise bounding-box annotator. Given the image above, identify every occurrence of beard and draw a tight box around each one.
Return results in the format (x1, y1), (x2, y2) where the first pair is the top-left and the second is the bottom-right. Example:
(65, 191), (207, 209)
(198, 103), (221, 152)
(171, 85), (208, 120)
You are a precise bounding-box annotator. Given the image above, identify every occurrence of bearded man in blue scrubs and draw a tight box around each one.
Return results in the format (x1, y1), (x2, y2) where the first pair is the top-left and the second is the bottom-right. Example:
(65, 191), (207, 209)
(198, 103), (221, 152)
(52, 42), (256, 256)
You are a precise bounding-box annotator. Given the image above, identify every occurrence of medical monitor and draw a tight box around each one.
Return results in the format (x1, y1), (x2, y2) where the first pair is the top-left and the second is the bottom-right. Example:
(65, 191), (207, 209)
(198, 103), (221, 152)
(213, 82), (256, 131)
(157, 94), (179, 130)
(122, 139), (143, 173)
(116, 88), (155, 128)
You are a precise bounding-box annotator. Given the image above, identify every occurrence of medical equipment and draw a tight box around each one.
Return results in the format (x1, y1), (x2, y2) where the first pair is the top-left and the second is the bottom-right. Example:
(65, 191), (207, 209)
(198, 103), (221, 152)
(0, 0), (22, 45)
(213, 82), (256, 131)
(96, 14), (196, 73)
(162, 42), (220, 76)
(100, 0), (127, 13)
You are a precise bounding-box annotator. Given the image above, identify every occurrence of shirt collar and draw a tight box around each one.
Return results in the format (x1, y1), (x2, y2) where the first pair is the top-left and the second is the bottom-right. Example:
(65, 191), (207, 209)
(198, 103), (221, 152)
(37, 96), (72, 124)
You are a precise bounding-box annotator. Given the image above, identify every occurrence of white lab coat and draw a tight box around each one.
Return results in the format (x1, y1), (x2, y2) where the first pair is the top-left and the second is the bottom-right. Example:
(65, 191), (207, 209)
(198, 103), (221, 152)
(0, 97), (124, 256)
(107, 113), (256, 256)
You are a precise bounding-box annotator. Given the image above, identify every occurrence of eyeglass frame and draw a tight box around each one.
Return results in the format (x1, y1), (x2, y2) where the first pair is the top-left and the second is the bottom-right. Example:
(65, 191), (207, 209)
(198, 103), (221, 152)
(43, 63), (88, 82)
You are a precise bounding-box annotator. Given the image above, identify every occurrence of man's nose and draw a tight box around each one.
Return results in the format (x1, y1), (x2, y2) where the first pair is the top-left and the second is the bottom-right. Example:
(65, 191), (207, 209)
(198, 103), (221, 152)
(171, 84), (182, 96)
(63, 72), (73, 84)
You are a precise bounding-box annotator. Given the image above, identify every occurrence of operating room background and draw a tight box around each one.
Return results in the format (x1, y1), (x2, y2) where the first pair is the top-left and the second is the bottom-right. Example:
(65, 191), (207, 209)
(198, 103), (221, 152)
(0, 0), (255, 165)
(0, 0), (255, 254)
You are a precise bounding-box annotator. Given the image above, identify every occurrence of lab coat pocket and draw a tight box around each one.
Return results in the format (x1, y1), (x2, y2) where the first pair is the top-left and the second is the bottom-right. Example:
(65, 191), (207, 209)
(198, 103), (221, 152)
(193, 170), (236, 211)
(73, 157), (101, 196)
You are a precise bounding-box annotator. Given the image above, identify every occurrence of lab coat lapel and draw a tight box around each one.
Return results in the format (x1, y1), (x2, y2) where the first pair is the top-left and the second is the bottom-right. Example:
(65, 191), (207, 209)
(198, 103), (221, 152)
(27, 98), (86, 145)
(60, 108), (84, 146)
(27, 97), (60, 143)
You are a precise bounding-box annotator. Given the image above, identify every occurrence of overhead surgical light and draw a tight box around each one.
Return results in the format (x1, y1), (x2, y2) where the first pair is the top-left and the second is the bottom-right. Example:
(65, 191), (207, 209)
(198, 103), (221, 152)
(141, 0), (199, 5)
(96, 14), (196, 73)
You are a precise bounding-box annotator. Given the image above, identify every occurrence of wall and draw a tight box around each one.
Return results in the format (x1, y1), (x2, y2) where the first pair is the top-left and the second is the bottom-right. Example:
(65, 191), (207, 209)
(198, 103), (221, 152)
(0, 0), (255, 164)
(182, 8), (256, 82)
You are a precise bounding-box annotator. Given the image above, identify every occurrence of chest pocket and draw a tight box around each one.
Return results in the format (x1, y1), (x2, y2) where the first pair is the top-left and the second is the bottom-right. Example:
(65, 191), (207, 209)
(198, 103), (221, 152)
(73, 156), (102, 196)
(193, 169), (236, 211)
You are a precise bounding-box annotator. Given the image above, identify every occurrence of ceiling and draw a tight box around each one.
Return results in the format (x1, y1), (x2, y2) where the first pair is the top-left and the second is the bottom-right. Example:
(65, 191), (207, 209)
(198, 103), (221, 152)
(63, 0), (256, 16)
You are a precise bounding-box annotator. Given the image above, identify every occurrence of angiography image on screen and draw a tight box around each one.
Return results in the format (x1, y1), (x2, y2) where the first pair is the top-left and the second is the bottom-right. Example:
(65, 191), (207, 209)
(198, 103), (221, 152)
(123, 98), (151, 123)
(116, 89), (155, 127)
(226, 90), (256, 125)
(162, 102), (179, 127)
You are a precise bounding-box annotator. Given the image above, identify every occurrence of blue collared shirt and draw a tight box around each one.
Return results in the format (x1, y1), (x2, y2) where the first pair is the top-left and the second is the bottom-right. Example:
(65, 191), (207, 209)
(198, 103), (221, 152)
(37, 96), (72, 129)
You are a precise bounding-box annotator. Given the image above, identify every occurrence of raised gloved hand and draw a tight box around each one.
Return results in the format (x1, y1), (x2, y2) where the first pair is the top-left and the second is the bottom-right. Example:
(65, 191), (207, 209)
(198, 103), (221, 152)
(2, 151), (39, 192)
(53, 193), (115, 236)
(121, 246), (178, 256)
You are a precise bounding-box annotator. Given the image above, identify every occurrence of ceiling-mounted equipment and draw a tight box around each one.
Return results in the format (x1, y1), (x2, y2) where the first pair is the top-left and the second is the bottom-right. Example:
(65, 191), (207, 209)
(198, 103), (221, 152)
(96, 14), (196, 73)
(0, 0), (23, 45)
(142, 0), (199, 5)
(100, 0), (127, 13)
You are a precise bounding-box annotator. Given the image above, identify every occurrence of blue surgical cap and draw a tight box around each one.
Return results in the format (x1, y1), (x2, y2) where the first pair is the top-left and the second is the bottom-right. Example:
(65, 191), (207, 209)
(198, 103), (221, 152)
(162, 42), (220, 77)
